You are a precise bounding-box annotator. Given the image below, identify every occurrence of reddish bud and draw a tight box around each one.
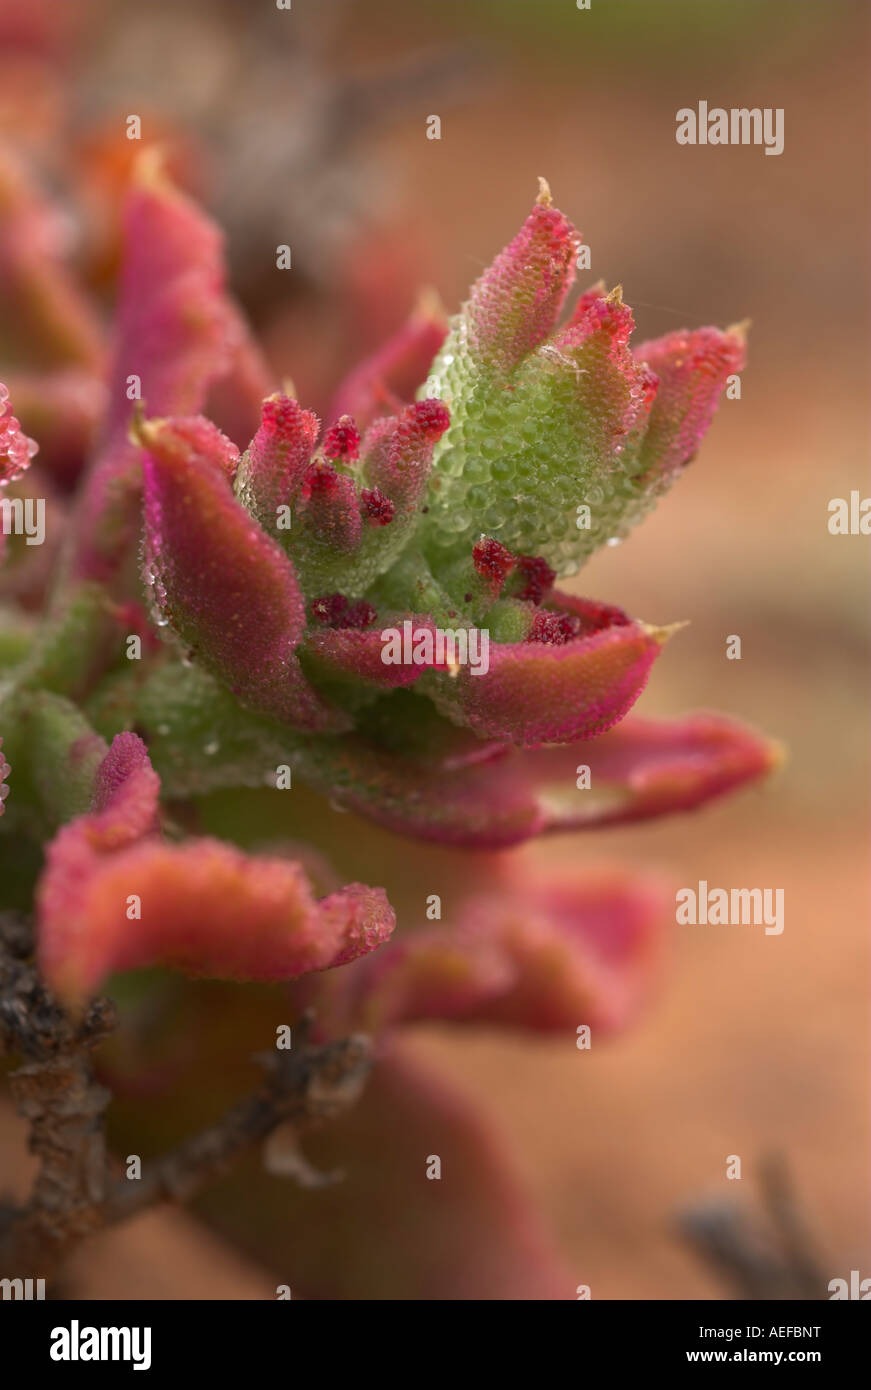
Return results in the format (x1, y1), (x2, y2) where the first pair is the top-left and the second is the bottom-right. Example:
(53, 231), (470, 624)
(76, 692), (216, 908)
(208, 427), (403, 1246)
(310, 594), (377, 630)
(527, 611), (582, 645)
(472, 537), (514, 588)
(297, 461), (362, 552)
(512, 554), (556, 604)
(322, 414), (361, 462)
(338, 600), (378, 630)
(360, 486), (395, 526)
(311, 593), (350, 625)
(412, 398), (451, 440)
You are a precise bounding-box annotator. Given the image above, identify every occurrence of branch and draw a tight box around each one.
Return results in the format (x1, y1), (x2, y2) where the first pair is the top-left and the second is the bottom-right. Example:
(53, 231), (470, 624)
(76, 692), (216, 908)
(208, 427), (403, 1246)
(677, 1155), (828, 1300)
(0, 911), (372, 1285)
(0, 912), (115, 1280)
(105, 1019), (370, 1221)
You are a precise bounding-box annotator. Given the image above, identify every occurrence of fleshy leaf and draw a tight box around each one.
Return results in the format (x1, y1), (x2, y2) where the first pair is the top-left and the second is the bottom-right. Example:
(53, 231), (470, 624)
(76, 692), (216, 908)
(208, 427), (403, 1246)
(89, 729), (160, 847)
(327, 868), (667, 1037)
(138, 414), (348, 732)
(424, 595), (669, 745)
(633, 324), (746, 486)
(233, 393), (320, 534)
(0, 143), (105, 371)
(422, 283), (657, 572)
(69, 152), (270, 586)
(303, 616), (445, 690)
(295, 461), (363, 554)
(281, 702), (779, 848)
(522, 709), (784, 829)
(96, 662), (779, 847)
(462, 180), (579, 375)
(38, 835), (394, 1004)
(36, 732), (394, 1003)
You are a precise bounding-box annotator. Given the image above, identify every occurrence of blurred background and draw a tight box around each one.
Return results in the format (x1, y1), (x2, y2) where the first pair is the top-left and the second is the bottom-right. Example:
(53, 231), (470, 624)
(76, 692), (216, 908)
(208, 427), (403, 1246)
(1, 0), (868, 1298)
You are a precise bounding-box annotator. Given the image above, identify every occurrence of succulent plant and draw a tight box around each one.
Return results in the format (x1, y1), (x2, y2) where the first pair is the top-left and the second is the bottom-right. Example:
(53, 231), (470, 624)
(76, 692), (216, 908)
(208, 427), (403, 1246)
(0, 148), (777, 1298)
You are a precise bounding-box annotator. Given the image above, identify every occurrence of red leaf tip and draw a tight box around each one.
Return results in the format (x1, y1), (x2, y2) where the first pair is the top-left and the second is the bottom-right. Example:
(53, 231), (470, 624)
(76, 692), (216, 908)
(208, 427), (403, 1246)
(323, 414), (361, 462)
(310, 593), (377, 629)
(360, 486), (395, 525)
(512, 554), (556, 604)
(412, 397), (451, 440)
(472, 536), (514, 586)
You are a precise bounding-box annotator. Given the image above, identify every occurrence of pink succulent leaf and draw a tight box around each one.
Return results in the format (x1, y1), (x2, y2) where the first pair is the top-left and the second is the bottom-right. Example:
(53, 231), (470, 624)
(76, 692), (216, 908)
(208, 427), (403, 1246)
(525, 709), (783, 828)
(536, 283), (659, 470)
(69, 153), (271, 586)
(233, 393), (320, 533)
(112, 656), (778, 848)
(89, 729), (160, 848)
(633, 323), (747, 486)
(462, 182), (580, 376)
(329, 867), (667, 1037)
(303, 616), (447, 690)
(423, 596), (670, 746)
(329, 291), (448, 431)
(138, 413), (349, 732)
(321, 928), (517, 1035)
(362, 398), (450, 511)
(37, 835), (394, 1005)
(290, 705), (779, 849)
(0, 142), (105, 371)
(295, 461), (363, 553)
(444, 870), (666, 1033)
(147, 413), (241, 482)
(36, 731), (394, 1004)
